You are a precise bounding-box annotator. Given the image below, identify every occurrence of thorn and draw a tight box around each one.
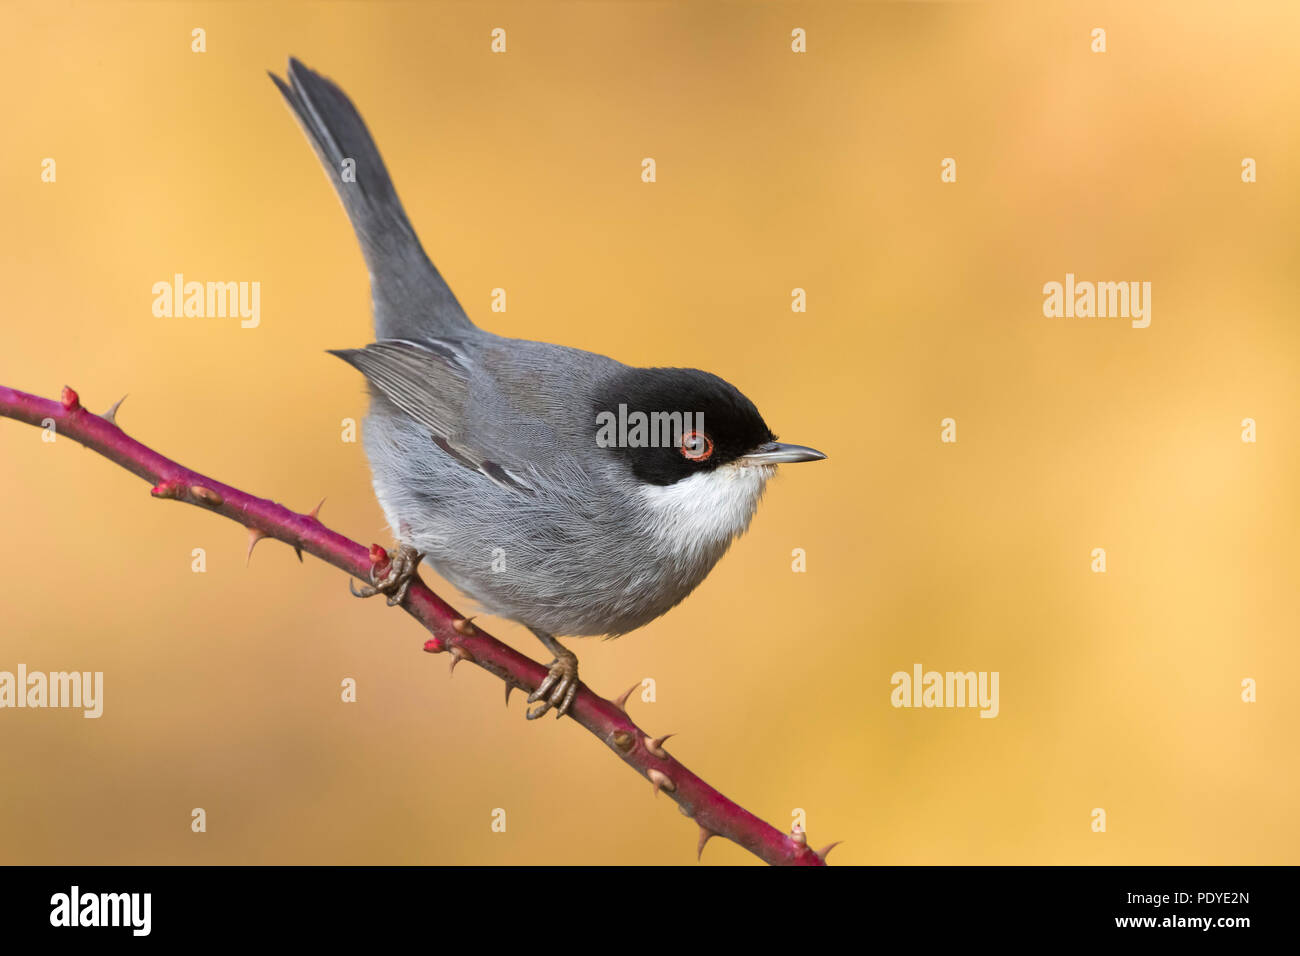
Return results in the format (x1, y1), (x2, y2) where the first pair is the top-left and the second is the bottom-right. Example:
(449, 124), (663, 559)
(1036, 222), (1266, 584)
(647, 768), (675, 796)
(423, 638), (446, 654)
(505, 683), (515, 707)
(613, 681), (640, 712)
(60, 386), (81, 412)
(367, 543), (391, 577)
(150, 479), (185, 500)
(246, 527), (268, 565)
(815, 841), (842, 863)
(190, 486), (223, 507)
(101, 394), (127, 424)
(293, 544), (304, 563)
(697, 826), (717, 861)
(452, 617), (477, 636)
(307, 497), (326, 521)
(448, 645), (474, 675)
(644, 733), (675, 758)
(612, 730), (634, 752)
(790, 824), (807, 845)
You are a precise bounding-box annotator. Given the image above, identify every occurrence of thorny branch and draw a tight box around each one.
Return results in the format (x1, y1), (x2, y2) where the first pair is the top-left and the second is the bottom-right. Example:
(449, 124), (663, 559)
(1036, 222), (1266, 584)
(0, 384), (836, 866)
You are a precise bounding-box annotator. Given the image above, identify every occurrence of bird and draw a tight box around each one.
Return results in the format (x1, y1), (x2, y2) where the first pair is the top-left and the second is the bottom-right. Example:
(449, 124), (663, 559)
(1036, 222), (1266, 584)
(269, 59), (827, 720)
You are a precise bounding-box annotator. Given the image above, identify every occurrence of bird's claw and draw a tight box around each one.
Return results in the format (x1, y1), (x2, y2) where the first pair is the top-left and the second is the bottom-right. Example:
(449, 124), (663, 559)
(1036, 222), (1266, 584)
(526, 650), (579, 720)
(350, 544), (423, 607)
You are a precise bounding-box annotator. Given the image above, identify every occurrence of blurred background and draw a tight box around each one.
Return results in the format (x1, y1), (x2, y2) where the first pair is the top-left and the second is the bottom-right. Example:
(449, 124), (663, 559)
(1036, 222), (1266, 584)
(1, 0), (1297, 865)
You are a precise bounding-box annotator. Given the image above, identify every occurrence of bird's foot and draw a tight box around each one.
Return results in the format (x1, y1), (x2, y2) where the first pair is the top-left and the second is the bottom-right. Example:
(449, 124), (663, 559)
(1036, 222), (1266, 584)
(526, 647), (579, 720)
(350, 543), (423, 607)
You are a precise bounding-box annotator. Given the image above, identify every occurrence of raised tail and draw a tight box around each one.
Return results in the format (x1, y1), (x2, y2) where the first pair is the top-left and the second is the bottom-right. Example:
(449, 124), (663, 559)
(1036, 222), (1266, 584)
(269, 58), (475, 340)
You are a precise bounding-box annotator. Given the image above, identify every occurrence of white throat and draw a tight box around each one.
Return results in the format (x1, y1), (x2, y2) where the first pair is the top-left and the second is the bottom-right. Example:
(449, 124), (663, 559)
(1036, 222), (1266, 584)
(637, 461), (774, 562)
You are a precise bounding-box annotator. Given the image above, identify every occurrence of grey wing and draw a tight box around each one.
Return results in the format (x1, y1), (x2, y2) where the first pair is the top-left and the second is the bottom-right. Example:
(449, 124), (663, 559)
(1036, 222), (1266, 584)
(330, 339), (541, 495)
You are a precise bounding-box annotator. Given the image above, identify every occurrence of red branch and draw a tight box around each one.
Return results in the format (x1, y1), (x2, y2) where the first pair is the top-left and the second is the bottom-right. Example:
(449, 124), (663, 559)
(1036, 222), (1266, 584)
(0, 384), (834, 866)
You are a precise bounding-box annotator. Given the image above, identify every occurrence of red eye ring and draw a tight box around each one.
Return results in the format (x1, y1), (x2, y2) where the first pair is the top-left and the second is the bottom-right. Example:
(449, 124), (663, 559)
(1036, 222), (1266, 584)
(680, 430), (714, 462)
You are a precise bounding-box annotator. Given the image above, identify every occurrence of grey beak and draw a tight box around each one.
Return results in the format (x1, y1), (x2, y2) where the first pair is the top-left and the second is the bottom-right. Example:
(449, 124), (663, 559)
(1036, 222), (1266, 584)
(741, 441), (828, 465)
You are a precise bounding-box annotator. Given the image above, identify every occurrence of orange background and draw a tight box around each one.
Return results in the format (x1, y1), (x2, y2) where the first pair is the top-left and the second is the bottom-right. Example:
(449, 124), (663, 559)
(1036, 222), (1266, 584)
(1, 0), (1296, 864)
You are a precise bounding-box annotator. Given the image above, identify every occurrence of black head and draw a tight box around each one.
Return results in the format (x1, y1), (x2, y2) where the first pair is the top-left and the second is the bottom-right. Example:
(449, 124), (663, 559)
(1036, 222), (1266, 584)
(592, 367), (776, 486)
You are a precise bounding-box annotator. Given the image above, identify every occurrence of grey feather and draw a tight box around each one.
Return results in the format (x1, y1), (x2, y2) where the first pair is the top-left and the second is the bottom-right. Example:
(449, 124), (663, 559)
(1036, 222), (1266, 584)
(329, 339), (469, 445)
(335, 333), (747, 637)
(270, 58), (475, 340)
(330, 338), (542, 495)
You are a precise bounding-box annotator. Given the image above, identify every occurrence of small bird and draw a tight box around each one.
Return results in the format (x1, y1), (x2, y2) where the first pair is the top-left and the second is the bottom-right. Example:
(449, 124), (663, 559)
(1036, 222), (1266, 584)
(270, 59), (826, 720)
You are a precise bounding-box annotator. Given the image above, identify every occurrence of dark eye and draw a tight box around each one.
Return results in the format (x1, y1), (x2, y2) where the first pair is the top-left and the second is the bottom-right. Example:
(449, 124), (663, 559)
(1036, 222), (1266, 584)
(680, 429), (714, 461)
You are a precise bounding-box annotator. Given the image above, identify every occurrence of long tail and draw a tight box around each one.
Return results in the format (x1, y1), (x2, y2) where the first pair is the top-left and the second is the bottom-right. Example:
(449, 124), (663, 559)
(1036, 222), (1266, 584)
(269, 58), (475, 340)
